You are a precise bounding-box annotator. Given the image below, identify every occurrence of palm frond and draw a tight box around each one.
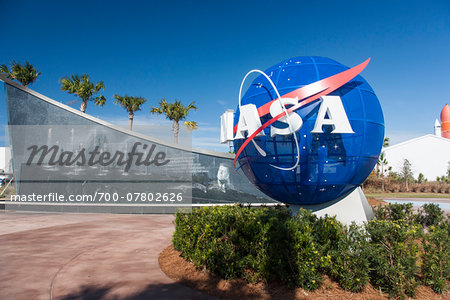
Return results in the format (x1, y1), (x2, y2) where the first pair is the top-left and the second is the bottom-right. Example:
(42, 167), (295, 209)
(150, 98), (198, 130)
(95, 81), (105, 93)
(2, 60), (40, 86)
(184, 121), (198, 130)
(150, 107), (163, 114)
(114, 95), (147, 113)
(94, 95), (106, 106)
(0, 64), (12, 78)
(186, 101), (197, 111)
(60, 73), (106, 112)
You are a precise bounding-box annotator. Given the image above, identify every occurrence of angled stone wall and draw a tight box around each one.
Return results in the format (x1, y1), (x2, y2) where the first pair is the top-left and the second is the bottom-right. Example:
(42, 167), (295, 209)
(2, 77), (276, 212)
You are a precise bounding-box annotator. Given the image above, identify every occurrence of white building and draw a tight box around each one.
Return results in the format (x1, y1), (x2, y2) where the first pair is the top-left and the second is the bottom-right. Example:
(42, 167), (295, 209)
(382, 134), (450, 181)
(0, 147), (11, 172)
(0, 147), (12, 182)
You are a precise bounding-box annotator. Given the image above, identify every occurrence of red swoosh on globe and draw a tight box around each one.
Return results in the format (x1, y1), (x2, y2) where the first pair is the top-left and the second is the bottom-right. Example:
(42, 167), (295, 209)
(233, 58), (370, 170)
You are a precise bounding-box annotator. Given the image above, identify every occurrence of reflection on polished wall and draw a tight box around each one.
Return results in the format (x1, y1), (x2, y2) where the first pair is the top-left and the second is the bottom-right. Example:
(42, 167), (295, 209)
(4, 80), (276, 213)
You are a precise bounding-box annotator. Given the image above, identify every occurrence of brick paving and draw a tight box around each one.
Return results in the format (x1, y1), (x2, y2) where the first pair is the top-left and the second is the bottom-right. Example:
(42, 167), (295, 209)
(0, 211), (215, 300)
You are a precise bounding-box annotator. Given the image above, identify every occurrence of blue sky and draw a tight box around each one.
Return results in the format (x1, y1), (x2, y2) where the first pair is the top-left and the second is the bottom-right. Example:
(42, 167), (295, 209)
(1, 0), (449, 151)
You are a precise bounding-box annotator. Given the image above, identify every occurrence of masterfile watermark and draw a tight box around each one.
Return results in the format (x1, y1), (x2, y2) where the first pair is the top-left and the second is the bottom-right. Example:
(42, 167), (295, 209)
(26, 142), (170, 172)
(7, 125), (193, 213)
(10, 192), (185, 202)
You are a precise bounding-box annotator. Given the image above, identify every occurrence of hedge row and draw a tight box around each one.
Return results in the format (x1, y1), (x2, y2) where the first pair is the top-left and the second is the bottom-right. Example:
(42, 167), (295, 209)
(172, 203), (450, 299)
(363, 176), (450, 193)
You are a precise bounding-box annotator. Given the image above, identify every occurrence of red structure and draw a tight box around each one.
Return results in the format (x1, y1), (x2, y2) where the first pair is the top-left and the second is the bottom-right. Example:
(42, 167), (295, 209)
(441, 104), (450, 139)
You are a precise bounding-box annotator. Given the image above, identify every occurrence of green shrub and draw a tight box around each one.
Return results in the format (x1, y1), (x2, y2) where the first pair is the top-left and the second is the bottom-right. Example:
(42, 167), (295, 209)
(172, 203), (448, 298)
(172, 205), (292, 280)
(285, 210), (324, 290)
(310, 215), (371, 292)
(173, 206), (331, 289)
(416, 203), (444, 227)
(374, 203), (416, 225)
(421, 221), (450, 293)
(313, 215), (345, 256)
(0, 184), (14, 198)
(366, 219), (421, 299)
(328, 223), (370, 292)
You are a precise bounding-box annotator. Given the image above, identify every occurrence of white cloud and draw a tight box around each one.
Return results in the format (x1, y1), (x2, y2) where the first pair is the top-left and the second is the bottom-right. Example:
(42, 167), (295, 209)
(195, 126), (220, 133)
(106, 116), (172, 127)
(192, 136), (230, 152)
(105, 116), (229, 152)
(0, 127), (10, 146)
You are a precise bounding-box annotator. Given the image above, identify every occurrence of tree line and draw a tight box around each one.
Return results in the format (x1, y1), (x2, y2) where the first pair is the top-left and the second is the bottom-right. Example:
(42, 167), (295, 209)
(370, 137), (449, 192)
(0, 60), (197, 143)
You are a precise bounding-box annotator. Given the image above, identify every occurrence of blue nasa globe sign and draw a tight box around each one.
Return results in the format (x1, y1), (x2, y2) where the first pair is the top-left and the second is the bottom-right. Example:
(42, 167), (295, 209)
(233, 56), (384, 205)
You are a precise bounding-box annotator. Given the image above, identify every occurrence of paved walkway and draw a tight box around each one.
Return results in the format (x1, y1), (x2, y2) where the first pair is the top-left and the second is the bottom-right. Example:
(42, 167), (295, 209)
(0, 211), (215, 300)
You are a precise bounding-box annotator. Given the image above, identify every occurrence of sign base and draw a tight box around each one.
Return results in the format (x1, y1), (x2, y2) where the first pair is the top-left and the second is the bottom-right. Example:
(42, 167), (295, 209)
(288, 187), (374, 225)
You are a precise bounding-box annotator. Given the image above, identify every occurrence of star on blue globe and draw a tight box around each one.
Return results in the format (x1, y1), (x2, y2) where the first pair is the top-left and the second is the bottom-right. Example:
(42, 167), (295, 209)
(233, 56), (384, 205)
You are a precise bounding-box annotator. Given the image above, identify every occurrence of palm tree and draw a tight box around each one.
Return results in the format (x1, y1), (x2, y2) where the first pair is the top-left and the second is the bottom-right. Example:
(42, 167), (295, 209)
(113, 95), (147, 130)
(60, 74), (106, 113)
(150, 99), (197, 143)
(0, 61), (41, 87)
(400, 159), (413, 192)
(376, 137), (390, 177)
(373, 137), (391, 191)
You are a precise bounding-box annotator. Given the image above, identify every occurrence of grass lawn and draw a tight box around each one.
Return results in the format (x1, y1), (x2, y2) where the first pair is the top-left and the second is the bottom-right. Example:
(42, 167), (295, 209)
(366, 192), (450, 199)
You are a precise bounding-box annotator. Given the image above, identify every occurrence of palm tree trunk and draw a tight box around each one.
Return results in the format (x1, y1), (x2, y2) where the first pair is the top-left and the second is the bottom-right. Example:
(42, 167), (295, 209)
(80, 99), (87, 113)
(173, 120), (179, 144)
(129, 112), (134, 131)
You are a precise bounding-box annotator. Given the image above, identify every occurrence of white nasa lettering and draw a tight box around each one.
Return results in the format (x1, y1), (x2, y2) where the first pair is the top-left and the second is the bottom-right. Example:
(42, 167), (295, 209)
(234, 104), (266, 139)
(220, 110), (235, 143)
(269, 97), (303, 137)
(311, 95), (355, 134)
(233, 95), (354, 140)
